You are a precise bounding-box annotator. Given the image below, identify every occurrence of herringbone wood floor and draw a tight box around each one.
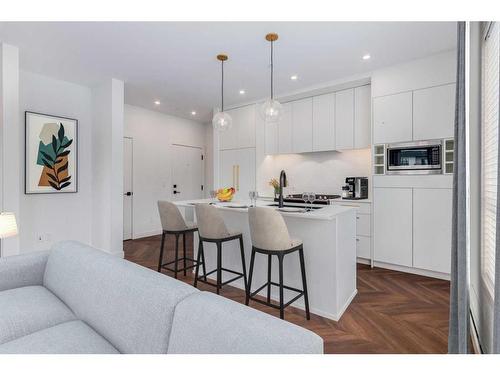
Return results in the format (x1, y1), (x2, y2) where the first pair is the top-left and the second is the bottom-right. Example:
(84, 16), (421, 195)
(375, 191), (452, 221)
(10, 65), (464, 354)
(124, 234), (451, 354)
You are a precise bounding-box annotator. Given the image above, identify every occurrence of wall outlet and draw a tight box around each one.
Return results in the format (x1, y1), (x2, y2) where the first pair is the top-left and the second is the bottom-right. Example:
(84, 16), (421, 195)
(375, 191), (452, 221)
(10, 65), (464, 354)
(37, 233), (52, 243)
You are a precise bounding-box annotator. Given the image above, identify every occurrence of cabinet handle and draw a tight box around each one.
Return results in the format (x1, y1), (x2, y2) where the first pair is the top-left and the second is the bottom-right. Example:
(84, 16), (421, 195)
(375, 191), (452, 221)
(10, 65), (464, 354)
(356, 216), (360, 219)
(232, 165), (235, 188)
(236, 165), (240, 191)
(356, 238), (360, 242)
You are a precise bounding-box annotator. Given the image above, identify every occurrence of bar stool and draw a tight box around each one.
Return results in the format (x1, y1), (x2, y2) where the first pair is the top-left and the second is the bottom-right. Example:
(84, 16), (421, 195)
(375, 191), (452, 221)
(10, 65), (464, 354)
(193, 203), (247, 295)
(246, 207), (310, 320)
(157, 201), (201, 279)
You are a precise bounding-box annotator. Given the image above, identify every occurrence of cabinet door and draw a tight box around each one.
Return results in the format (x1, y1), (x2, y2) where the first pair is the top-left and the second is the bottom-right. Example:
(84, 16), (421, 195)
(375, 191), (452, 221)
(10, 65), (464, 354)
(373, 92), (412, 144)
(234, 148), (256, 200)
(219, 149), (238, 189)
(413, 84), (455, 141)
(312, 93), (335, 151)
(236, 104), (256, 148)
(356, 235), (371, 259)
(219, 111), (238, 150)
(292, 98), (313, 153)
(335, 88), (355, 150)
(413, 188), (452, 274)
(278, 102), (292, 154)
(265, 122), (278, 155)
(219, 105), (256, 150)
(354, 85), (371, 149)
(373, 187), (413, 267)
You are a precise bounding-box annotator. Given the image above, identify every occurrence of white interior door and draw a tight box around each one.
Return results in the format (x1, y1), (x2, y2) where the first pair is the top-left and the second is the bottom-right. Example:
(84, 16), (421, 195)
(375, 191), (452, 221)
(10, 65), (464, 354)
(123, 137), (133, 240)
(171, 145), (203, 201)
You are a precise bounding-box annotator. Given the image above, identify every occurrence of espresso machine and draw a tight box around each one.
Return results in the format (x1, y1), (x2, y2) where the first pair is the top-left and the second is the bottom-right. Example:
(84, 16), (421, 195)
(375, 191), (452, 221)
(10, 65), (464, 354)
(342, 177), (368, 200)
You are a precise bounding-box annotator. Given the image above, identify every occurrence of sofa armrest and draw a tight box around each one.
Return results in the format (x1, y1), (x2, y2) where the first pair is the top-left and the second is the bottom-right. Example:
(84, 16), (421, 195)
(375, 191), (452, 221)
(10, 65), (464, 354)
(0, 251), (50, 292)
(167, 292), (324, 354)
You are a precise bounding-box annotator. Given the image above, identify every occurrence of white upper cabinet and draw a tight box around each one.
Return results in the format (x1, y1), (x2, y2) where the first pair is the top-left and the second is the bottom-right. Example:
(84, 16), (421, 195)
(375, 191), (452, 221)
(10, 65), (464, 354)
(278, 102), (292, 154)
(219, 104), (256, 150)
(413, 83), (455, 141)
(335, 88), (354, 150)
(265, 121), (278, 155)
(292, 98), (313, 153)
(373, 91), (413, 144)
(354, 85), (371, 149)
(312, 93), (335, 152)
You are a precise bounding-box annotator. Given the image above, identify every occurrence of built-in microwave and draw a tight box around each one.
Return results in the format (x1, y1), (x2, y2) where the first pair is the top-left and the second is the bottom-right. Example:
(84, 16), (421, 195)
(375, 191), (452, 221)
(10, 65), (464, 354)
(386, 140), (442, 175)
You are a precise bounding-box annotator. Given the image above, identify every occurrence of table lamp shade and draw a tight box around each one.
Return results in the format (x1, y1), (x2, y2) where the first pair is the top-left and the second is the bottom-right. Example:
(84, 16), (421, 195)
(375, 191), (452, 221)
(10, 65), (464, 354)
(0, 212), (18, 239)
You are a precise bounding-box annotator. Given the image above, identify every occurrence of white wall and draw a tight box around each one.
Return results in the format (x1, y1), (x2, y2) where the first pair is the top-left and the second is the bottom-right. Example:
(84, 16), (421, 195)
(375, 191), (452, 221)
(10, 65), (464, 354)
(256, 150), (371, 197)
(124, 105), (206, 238)
(0, 43), (21, 256)
(18, 71), (93, 252)
(91, 78), (124, 256)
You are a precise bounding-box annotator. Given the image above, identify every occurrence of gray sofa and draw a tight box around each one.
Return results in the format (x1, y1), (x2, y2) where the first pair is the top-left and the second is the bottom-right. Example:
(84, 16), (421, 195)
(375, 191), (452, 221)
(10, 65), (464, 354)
(0, 241), (323, 354)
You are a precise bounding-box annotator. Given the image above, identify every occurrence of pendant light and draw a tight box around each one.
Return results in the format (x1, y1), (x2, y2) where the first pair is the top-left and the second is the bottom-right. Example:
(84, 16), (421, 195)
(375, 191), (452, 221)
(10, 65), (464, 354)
(260, 33), (283, 124)
(212, 54), (233, 132)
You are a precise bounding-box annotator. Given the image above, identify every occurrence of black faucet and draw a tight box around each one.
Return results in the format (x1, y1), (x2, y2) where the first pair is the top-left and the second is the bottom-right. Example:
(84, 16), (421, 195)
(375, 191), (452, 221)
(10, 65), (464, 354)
(278, 170), (287, 208)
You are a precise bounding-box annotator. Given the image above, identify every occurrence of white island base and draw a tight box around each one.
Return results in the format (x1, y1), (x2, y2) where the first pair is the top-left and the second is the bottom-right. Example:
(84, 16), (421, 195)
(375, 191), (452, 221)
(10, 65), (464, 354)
(175, 200), (357, 321)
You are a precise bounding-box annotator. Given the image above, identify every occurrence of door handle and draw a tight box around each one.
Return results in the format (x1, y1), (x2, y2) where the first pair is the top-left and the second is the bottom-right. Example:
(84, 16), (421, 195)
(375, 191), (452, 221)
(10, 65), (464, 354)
(173, 190), (181, 194)
(124, 192), (133, 196)
(236, 165), (240, 191)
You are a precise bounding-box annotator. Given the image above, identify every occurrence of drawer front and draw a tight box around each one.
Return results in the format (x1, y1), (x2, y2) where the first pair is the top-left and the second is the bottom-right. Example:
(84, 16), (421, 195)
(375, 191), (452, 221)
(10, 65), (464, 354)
(333, 202), (371, 214)
(356, 213), (371, 236)
(356, 235), (371, 259)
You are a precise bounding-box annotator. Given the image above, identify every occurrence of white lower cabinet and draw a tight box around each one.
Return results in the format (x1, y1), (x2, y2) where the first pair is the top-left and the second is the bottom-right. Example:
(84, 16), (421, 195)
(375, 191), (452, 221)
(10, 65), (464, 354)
(332, 201), (372, 260)
(356, 235), (371, 259)
(412, 188), (452, 273)
(373, 186), (452, 275)
(219, 148), (256, 200)
(373, 188), (413, 267)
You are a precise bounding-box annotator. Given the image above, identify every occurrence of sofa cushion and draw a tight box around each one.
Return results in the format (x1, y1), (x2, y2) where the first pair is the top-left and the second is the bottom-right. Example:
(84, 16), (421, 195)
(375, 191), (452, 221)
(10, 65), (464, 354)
(167, 291), (324, 354)
(43, 241), (197, 354)
(0, 285), (75, 345)
(0, 321), (119, 354)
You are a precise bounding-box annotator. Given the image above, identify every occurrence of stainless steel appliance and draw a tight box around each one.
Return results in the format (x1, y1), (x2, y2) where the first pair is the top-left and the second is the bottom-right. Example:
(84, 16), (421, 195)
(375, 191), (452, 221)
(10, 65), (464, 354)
(386, 140), (442, 175)
(343, 177), (368, 200)
(274, 193), (341, 205)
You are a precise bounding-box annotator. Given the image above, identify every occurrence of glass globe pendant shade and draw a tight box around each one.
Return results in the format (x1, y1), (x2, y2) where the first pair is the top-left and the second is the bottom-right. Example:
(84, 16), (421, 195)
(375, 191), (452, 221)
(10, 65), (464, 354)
(212, 111), (233, 131)
(260, 98), (283, 124)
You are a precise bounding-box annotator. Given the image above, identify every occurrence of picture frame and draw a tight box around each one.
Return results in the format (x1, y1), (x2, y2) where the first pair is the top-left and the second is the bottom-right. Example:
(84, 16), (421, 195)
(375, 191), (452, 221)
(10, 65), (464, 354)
(25, 111), (78, 194)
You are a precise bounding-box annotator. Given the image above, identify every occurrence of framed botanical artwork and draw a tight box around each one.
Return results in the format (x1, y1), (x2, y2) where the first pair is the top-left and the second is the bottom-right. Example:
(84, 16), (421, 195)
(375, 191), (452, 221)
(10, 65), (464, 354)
(25, 111), (78, 194)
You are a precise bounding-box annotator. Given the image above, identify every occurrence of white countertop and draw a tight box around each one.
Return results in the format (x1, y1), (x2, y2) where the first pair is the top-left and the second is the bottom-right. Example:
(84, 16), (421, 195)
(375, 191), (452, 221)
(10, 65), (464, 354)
(174, 198), (356, 221)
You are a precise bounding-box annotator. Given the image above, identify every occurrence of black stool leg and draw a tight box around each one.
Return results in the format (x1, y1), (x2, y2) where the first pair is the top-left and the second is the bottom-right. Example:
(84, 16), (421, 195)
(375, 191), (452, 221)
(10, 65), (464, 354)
(158, 231), (166, 272)
(278, 253), (284, 320)
(238, 235), (248, 292)
(200, 240), (207, 281)
(174, 234), (179, 279)
(194, 239), (202, 288)
(182, 232), (187, 276)
(216, 241), (222, 295)
(246, 247), (256, 305)
(267, 254), (272, 304)
(299, 246), (310, 320)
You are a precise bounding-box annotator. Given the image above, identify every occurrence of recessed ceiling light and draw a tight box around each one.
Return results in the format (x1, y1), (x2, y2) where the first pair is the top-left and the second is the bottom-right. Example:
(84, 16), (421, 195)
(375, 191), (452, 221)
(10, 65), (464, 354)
(154, 100), (161, 105)
(362, 54), (371, 60)
(290, 75), (298, 80)
(239, 90), (246, 95)
(191, 111), (197, 116)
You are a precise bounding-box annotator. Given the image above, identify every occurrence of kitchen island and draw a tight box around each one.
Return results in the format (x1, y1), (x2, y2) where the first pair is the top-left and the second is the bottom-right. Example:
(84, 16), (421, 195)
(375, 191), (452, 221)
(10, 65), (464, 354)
(174, 199), (357, 321)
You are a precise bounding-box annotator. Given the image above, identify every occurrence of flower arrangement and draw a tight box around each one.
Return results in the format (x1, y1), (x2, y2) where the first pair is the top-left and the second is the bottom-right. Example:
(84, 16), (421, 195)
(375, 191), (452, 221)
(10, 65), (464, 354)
(269, 178), (280, 197)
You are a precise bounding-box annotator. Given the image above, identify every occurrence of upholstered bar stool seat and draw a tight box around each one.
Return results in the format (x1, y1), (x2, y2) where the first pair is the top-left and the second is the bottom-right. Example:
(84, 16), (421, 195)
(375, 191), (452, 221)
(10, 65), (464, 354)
(157, 201), (201, 279)
(193, 204), (247, 295)
(246, 207), (310, 320)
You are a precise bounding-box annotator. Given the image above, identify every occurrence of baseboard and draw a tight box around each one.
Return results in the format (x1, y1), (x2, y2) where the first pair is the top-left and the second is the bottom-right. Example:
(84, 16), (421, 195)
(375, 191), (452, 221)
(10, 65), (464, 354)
(132, 229), (162, 240)
(359, 260), (450, 280)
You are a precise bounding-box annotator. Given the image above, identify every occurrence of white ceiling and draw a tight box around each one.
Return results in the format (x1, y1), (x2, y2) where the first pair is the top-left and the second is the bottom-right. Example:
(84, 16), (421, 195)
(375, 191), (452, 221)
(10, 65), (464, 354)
(0, 22), (457, 122)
